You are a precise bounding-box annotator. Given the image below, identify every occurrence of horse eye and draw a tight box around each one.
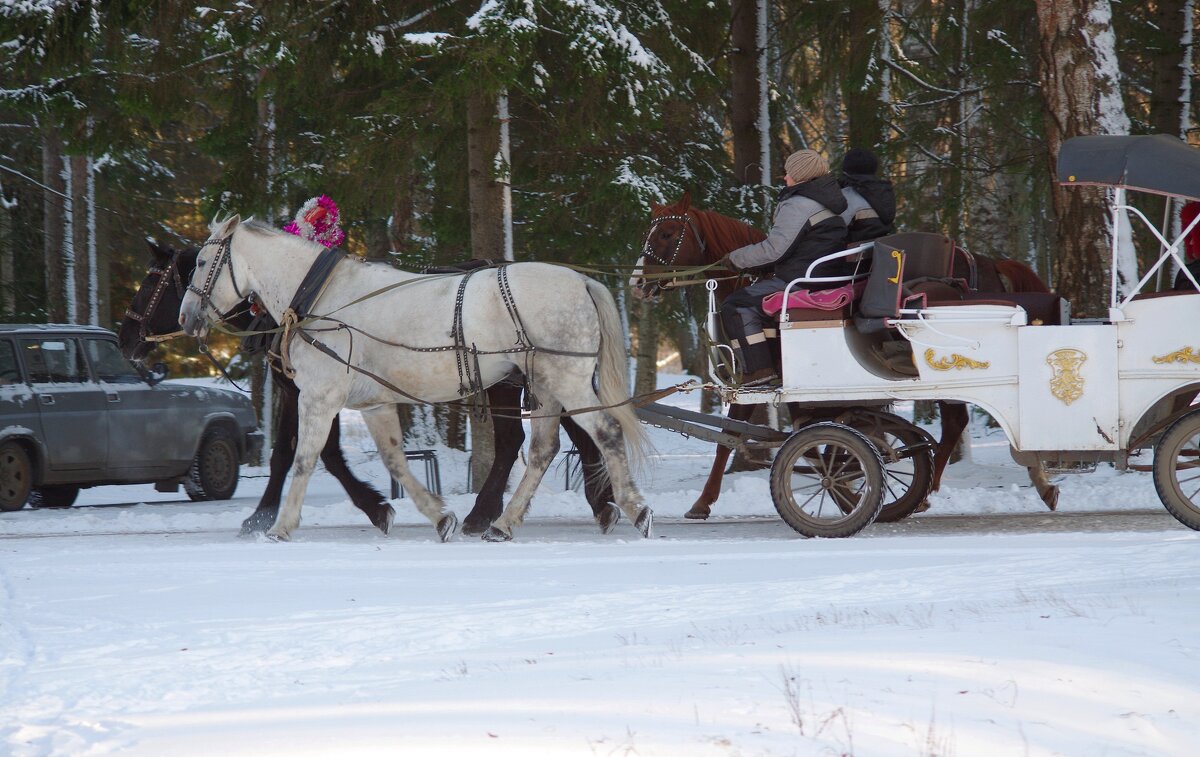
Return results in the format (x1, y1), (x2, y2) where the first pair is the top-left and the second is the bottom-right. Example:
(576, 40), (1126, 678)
(197, 259), (207, 268)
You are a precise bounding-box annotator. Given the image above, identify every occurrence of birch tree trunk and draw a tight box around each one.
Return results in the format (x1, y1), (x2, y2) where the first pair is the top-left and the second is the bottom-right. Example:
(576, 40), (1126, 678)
(69, 154), (90, 325)
(1034, 0), (1132, 315)
(0, 186), (13, 316)
(466, 89), (505, 491)
(41, 129), (66, 323)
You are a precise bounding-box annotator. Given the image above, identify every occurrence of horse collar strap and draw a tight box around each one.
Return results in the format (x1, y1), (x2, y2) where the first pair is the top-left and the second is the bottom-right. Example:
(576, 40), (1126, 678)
(286, 249), (343, 320)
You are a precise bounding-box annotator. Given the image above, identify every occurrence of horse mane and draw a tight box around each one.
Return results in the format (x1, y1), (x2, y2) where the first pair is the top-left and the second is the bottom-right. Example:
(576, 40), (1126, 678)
(993, 259), (1051, 294)
(656, 197), (766, 262)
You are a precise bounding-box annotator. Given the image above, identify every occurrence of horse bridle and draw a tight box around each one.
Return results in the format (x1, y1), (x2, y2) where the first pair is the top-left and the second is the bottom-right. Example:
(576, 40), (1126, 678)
(638, 213), (708, 295)
(124, 253), (187, 343)
(188, 232), (248, 324)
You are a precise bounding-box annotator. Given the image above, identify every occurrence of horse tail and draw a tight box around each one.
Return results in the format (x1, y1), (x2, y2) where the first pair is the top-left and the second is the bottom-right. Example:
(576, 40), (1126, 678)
(995, 259), (1051, 294)
(585, 277), (650, 470)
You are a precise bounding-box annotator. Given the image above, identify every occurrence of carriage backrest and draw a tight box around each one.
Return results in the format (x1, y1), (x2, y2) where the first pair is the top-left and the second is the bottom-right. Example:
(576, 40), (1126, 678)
(856, 239), (908, 322)
(874, 232), (955, 280)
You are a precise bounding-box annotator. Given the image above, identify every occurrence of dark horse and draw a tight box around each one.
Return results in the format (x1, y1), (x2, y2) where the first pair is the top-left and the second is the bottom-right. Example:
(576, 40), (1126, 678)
(119, 242), (614, 536)
(630, 193), (1058, 519)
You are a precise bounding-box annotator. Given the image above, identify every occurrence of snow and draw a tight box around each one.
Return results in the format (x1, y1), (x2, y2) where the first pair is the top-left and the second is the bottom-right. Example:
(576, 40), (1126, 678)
(2, 375), (1199, 755)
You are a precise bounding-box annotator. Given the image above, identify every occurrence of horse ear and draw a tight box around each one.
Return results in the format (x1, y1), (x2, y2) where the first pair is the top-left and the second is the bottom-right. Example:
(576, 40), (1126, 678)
(146, 239), (168, 263)
(212, 213), (241, 239)
(679, 191), (692, 210)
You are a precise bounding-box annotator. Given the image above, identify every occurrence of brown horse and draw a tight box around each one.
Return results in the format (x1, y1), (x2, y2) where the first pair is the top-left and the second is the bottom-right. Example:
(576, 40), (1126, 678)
(630, 193), (1059, 519)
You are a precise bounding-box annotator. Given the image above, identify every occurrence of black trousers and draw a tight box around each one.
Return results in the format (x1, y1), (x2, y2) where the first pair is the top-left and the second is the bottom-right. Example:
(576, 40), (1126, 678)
(719, 278), (790, 374)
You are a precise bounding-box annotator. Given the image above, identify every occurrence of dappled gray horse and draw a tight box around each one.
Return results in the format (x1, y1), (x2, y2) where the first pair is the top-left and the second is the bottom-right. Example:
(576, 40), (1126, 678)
(178, 215), (651, 542)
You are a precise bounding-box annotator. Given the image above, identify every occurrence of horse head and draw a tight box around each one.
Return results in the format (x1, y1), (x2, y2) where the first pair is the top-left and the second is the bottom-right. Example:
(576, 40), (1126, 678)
(630, 192), (710, 302)
(179, 214), (245, 340)
(118, 240), (196, 362)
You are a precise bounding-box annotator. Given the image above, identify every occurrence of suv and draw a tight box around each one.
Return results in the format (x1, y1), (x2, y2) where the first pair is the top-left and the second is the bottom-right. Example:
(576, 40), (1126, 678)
(0, 324), (262, 511)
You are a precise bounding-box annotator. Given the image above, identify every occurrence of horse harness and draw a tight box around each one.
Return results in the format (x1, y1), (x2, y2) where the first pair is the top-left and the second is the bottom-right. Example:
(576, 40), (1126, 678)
(641, 213), (707, 269)
(124, 252), (187, 343)
(242, 255), (599, 407)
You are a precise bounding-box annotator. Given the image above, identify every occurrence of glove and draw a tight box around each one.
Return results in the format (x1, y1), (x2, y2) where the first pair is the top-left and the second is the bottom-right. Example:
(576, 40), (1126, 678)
(719, 253), (741, 271)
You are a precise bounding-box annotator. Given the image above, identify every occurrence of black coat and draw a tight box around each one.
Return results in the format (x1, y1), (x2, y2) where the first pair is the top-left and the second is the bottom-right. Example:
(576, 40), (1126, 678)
(839, 173), (897, 242)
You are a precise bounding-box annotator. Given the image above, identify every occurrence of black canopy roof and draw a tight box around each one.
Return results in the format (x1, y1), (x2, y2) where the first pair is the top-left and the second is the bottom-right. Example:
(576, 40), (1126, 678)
(1057, 134), (1200, 202)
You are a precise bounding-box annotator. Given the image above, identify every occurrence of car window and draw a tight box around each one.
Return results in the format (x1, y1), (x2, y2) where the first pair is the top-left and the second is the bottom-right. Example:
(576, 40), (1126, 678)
(0, 340), (19, 385)
(21, 338), (87, 384)
(83, 339), (144, 384)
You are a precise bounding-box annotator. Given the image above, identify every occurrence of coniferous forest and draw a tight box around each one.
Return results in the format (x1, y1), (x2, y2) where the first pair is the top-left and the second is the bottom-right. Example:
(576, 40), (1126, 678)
(2, 1), (1197, 387)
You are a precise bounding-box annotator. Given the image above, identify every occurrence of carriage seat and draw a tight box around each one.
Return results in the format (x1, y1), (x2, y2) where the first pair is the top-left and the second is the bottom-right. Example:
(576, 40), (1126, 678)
(909, 281), (1068, 325)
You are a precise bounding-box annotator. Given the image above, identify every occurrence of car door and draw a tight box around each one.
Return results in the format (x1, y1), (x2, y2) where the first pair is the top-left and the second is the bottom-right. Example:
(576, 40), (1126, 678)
(81, 337), (189, 474)
(0, 337), (43, 439)
(19, 336), (108, 473)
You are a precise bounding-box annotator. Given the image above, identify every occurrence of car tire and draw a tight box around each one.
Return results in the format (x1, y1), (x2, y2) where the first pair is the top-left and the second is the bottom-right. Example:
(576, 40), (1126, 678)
(0, 441), (34, 512)
(184, 426), (239, 502)
(27, 485), (80, 508)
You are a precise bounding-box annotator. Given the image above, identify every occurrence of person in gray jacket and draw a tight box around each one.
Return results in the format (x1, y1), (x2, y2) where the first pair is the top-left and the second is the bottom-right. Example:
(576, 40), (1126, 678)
(718, 149), (849, 383)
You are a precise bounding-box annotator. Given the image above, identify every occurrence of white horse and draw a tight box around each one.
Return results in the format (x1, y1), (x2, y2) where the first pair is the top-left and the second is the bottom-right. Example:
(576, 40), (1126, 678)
(178, 215), (652, 542)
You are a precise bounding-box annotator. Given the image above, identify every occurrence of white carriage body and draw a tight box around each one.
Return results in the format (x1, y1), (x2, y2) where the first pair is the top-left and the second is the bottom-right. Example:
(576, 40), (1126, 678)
(710, 156), (1200, 460)
(733, 294), (1200, 455)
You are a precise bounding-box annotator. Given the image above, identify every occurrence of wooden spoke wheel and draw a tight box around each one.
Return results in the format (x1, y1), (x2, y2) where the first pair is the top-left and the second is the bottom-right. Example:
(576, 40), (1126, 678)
(1152, 410), (1200, 531)
(770, 422), (885, 538)
(847, 412), (936, 523)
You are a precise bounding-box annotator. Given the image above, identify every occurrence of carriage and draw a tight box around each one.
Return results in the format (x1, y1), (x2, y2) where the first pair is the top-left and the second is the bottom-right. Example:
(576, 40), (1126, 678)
(639, 135), (1200, 538)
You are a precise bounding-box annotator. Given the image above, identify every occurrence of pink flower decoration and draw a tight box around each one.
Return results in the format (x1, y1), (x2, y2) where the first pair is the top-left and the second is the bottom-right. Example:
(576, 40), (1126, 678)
(283, 195), (345, 248)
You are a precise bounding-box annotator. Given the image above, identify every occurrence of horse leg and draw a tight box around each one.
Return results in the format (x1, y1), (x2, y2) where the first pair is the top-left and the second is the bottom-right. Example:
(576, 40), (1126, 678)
(483, 399), (563, 542)
(560, 403), (650, 538)
(240, 372), (297, 535)
(932, 401), (968, 492)
(267, 393), (341, 541)
(462, 383), (524, 536)
(685, 402), (757, 520)
(561, 415), (619, 533)
(318, 413), (394, 535)
(1027, 462), (1060, 511)
(361, 405), (457, 542)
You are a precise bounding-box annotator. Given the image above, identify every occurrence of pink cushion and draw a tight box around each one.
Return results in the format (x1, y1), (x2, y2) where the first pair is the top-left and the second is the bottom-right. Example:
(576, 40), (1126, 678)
(761, 280), (865, 316)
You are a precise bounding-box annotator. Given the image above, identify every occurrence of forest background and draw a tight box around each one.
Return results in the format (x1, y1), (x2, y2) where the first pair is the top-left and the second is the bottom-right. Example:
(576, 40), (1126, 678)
(2, 0), (1197, 470)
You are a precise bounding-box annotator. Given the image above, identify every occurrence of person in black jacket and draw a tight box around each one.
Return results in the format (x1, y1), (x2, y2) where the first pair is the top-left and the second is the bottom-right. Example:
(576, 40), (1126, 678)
(838, 147), (896, 242)
(718, 149), (849, 383)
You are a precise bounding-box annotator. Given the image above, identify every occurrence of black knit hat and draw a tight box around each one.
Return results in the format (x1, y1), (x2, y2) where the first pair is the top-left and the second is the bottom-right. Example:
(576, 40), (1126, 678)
(843, 147), (879, 175)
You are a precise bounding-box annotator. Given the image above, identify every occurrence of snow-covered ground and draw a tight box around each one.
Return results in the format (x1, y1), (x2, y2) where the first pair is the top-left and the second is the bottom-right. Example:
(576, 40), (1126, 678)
(2, 375), (1198, 755)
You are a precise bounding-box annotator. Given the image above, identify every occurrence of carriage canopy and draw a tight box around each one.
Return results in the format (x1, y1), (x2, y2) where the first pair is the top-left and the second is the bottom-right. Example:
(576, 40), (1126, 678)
(1057, 134), (1200, 202)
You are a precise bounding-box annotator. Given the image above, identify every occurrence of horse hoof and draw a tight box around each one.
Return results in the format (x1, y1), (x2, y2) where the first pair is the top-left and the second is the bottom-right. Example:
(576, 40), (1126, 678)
(683, 504), (710, 520)
(1043, 486), (1060, 512)
(597, 504), (620, 534)
(634, 506), (653, 538)
(265, 528), (290, 542)
(375, 504), (395, 535)
(436, 513), (458, 542)
(482, 525), (513, 542)
(461, 512), (495, 536)
(240, 507), (278, 535)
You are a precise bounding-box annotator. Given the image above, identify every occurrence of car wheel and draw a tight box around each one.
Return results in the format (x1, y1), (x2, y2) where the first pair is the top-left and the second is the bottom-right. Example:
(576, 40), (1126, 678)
(184, 426), (239, 502)
(0, 441), (33, 512)
(27, 485), (80, 508)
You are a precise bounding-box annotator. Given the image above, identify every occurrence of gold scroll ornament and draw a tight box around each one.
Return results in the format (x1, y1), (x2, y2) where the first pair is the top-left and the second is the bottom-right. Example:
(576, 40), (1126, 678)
(1047, 348), (1086, 405)
(923, 349), (989, 371)
(1152, 346), (1200, 364)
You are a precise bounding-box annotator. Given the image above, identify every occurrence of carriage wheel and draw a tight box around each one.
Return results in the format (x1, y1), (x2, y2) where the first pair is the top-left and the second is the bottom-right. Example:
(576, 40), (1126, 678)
(770, 422), (885, 538)
(852, 413), (935, 523)
(1152, 409), (1200, 531)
